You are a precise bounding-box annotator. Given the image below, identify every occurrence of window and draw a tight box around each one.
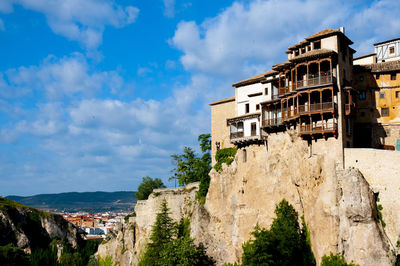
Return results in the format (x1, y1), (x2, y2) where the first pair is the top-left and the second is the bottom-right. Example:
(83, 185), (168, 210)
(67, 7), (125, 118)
(389, 46), (395, 54)
(396, 91), (400, 98)
(391, 73), (397, 80)
(256, 104), (260, 110)
(243, 149), (247, 163)
(265, 87), (268, 95)
(379, 92), (385, 99)
(215, 141), (220, 151)
(359, 91), (366, 100)
(245, 103), (250, 113)
(251, 122), (257, 136)
(301, 47), (306, 54)
(295, 50), (299, 56)
(313, 41), (321, 50)
(381, 108), (389, 117)
(376, 74), (380, 79)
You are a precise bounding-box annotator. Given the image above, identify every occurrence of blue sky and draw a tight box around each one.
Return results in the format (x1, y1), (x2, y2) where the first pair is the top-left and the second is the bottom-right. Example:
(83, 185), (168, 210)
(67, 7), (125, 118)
(0, 0), (399, 196)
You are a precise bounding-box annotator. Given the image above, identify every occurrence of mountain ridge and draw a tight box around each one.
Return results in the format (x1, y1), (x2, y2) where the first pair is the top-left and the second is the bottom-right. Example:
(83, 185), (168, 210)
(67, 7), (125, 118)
(6, 191), (137, 213)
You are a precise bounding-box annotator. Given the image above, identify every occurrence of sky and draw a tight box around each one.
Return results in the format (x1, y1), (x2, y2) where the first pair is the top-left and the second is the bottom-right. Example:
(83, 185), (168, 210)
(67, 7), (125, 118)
(0, 0), (399, 196)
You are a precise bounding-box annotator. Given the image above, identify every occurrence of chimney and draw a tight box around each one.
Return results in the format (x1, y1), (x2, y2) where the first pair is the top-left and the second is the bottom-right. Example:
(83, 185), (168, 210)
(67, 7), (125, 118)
(339, 27), (345, 34)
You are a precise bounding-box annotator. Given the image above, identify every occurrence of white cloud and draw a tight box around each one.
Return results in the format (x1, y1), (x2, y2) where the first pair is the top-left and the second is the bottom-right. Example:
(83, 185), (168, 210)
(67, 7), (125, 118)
(171, 0), (400, 80)
(163, 0), (176, 18)
(1, 0), (139, 49)
(2, 53), (123, 99)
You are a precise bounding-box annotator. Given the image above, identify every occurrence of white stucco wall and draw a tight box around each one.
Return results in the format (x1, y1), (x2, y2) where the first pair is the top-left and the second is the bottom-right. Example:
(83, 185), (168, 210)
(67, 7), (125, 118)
(353, 55), (376, 65)
(236, 82), (269, 116)
(321, 36), (338, 52)
(375, 40), (400, 62)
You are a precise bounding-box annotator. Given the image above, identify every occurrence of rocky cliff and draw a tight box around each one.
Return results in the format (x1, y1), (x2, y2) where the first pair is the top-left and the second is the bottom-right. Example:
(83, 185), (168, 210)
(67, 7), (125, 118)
(97, 131), (397, 265)
(0, 197), (82, 254)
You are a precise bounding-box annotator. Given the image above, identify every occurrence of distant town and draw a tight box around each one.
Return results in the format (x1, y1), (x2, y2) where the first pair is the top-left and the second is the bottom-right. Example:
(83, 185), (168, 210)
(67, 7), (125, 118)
(61, 211), (130, 239)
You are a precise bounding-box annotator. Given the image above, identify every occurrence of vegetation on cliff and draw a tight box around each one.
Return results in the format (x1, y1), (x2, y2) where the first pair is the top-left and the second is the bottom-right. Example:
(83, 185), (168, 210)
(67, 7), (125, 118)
(320, 253), (358, 266)
(232, 199), (315, 266)
(138, 199), (214, 266)
(170, 133), (212, 202)
(214, 147), (237, 173)
(136, 177), (166, 200)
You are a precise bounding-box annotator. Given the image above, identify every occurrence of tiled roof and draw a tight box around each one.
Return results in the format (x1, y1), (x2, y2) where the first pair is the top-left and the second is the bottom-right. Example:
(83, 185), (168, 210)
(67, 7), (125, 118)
(209, 96), (235, 106)
(371, 60), (400, 73)
(272, 60), (291, 70)
(288, 28), (353, 51)
(232, 70), (277, 87)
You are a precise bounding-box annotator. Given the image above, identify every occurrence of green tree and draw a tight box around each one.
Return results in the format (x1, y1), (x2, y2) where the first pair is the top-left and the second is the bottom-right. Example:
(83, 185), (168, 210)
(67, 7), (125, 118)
(170, 147), (199, 186)
(139, 200), (214, 266)
(135, 176), (166, 200)
(196, 134), (212, 201)
(139, 199), (176, 265)
(321, 253), (358, 266)
(170, 134), (212, 201)
(241, 199), (315, 266)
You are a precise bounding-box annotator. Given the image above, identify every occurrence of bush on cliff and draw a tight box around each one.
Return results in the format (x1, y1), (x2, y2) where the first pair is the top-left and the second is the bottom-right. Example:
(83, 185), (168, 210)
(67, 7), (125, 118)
(136, 177), (166, 200)
(241, 199), (315, 266)
(138, 199), (214, 266)
(214, 147), (237, 173)
(320, 253), (358, 266)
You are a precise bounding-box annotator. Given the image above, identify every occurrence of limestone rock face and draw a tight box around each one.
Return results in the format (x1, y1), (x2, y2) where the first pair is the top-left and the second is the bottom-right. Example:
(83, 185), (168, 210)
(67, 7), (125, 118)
(96, 182), (199, 265)
(97, 131), (396, 265)
(337, 168), (393, 265)
(0, 204), (81, 254)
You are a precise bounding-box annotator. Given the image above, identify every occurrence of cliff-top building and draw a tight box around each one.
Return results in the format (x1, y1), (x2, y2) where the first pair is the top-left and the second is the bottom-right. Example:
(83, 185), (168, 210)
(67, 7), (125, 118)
(210, 28), (400, 166)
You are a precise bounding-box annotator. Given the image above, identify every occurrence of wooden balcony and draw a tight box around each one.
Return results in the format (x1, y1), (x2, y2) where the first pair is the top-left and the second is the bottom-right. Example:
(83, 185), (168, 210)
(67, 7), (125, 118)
(295, 74), (333, 90)
(262, 117), (283, 127)
(299, 123), (337, 135)
(298, 102), (335, 115)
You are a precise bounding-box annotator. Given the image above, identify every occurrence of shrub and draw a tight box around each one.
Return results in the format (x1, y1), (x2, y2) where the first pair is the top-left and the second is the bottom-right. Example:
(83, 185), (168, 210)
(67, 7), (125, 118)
(214, 148), (237, 172)
(321, 253), (358, 266)
(240, 199), (315, 266)
(136, 177), (166, 200)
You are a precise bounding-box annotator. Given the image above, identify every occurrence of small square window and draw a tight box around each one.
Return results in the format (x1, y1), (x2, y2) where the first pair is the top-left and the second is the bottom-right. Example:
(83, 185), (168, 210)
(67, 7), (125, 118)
(379, 92), (385, 99)
(381, 108), (389, 117)
(265, 87), (268, 95)
(376, 74), (380, 79)
(389, 46), (395, 54)
(396, 91), (400, 98)
(256, 104), (260, 110)
(313, 41), (321, 50)
(391, 73), (396, 80)
(245, 103), (249, 113)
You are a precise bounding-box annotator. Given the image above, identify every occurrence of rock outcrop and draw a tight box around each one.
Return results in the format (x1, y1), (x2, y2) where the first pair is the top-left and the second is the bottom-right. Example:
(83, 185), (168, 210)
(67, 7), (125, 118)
(97, 131), (396, 265)
(0, 197), (82, 254)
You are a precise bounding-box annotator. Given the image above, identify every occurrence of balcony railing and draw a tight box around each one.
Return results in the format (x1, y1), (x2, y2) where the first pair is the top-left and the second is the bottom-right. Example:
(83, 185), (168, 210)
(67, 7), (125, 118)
(262, 117), (282, 127)
(295, 74), (333, 90)
(230, 131), (244, 139)
(271, 94), (279, 100)
(299, 123), (337, 134)
(298, 102), (335, 115)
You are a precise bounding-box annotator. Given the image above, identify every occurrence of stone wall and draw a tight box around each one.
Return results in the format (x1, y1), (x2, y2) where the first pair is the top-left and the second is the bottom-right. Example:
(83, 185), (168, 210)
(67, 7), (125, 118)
(210, 98), (236, 165)
(345, 148), (400, 248)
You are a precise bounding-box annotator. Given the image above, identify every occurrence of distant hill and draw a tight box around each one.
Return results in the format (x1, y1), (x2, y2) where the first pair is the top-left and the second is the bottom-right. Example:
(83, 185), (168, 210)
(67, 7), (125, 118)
(7, 191), (137, 213)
